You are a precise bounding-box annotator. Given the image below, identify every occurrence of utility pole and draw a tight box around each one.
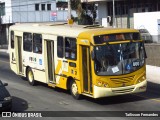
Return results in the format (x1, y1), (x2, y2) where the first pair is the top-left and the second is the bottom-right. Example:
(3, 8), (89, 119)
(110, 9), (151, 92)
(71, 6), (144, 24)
(112, 0), (116, 28)
(68, 0), (71, 19)
(67, 0), (73, 25)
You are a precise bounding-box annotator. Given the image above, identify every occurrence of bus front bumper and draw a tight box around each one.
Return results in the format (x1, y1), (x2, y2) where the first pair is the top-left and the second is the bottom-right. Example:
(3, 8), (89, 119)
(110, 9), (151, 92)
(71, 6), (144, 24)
(93, 80), (147, 98)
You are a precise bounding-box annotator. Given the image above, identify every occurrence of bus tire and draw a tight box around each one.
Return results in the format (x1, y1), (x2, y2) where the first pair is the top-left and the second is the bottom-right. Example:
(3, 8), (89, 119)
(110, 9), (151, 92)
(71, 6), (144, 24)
(70, 80), (81, 100)
(27, 68), (36, 86)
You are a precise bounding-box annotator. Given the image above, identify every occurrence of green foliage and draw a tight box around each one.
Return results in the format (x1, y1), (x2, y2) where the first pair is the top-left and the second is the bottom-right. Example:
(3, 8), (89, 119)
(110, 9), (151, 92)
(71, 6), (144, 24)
(71, 0), (96, 25)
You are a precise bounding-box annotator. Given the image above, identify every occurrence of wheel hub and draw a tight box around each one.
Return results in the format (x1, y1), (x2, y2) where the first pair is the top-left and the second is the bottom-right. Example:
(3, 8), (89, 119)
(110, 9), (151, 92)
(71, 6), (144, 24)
(72, 83), (78, 96)
(28, 71), (33, 82)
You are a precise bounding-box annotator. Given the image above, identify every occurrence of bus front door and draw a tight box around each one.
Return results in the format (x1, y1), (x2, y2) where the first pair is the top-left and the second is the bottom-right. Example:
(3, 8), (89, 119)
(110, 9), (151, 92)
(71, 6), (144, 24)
(81, 46), (92, 94)
(15, 36), (23, 75)
(45, 40), (55, 83)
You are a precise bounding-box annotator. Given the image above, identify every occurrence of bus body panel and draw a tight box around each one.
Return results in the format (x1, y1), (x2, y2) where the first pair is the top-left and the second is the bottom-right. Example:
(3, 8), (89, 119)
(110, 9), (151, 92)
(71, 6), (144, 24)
(10, 31), (23, 75)
(93, 80), (147, 98)
(9, 23), (147, 99)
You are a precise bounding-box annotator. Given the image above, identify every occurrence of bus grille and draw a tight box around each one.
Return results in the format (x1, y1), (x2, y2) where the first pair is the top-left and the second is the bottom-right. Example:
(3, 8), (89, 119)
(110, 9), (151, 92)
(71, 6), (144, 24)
(112, 87), (135, 94)
(110, 76), (134, 85)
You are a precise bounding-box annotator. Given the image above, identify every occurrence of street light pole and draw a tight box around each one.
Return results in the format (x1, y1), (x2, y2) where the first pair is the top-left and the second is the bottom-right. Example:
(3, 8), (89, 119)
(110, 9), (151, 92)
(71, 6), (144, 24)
(113, 0), (116, 28)
(68, 0), (71, 19)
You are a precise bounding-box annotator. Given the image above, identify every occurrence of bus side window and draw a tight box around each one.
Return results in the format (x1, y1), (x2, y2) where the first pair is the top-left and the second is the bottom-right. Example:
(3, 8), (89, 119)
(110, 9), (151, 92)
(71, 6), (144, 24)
(57, 36), (64, 58)
(33, 34), (42, 54)
(11, 31), (14, 48)
(23, 32), (33, 52)
(65, 37), (77, 60)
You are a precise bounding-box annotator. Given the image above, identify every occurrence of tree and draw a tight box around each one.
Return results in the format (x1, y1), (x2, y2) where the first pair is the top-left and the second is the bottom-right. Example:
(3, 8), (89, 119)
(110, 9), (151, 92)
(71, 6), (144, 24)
(71, 0), (96, 25)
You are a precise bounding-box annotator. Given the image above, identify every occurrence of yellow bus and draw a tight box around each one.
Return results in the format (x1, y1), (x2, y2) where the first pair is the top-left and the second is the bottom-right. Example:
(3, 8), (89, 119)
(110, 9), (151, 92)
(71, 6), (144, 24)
(9, 23), (147, 99)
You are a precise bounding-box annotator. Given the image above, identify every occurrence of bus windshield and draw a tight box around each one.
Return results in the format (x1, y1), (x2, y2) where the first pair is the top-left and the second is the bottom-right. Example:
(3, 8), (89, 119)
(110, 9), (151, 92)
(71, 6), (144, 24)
(94, 42), (145, 76)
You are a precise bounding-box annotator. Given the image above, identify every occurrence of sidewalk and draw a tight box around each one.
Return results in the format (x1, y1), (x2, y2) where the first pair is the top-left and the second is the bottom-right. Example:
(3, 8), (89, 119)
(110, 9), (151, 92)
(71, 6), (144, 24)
(0, 46), (159, 84)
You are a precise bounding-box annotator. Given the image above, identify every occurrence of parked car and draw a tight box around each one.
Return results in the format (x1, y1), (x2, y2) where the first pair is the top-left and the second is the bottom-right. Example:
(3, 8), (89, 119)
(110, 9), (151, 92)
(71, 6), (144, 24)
(0, 80), (12, 112)
(138, 29), (153, 43)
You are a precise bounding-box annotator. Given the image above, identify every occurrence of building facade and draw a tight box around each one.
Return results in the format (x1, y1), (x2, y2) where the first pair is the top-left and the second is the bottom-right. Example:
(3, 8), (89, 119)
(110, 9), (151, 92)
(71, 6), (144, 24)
(0, 0), (76, 45)
(0, 0), (75, 24)
(82, 0), (160, 28)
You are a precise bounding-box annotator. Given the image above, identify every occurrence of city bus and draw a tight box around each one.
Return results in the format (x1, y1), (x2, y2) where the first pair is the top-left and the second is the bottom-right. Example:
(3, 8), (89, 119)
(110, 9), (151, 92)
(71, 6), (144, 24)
(9, 23), (147, 99)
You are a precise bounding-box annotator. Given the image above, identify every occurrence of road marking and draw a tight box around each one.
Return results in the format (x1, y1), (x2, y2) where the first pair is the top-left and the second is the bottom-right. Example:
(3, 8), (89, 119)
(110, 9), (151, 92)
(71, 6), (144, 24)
(0, 59), (9, 64)
(134, 94), (160, 103)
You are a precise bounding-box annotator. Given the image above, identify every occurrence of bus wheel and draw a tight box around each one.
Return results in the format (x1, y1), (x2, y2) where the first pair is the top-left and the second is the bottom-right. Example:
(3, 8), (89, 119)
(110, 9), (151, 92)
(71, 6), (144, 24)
(70, 81), (81, 99)
(27, 68), (36, 86)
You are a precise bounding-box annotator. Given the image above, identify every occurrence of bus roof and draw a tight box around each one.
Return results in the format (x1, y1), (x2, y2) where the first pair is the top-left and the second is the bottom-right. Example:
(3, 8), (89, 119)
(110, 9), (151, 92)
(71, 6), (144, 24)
(10, 23), (139, 38)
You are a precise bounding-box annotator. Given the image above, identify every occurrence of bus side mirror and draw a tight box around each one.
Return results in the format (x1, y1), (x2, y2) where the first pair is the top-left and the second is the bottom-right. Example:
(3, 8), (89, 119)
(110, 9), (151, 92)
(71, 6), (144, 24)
(91, 50), (95, 60)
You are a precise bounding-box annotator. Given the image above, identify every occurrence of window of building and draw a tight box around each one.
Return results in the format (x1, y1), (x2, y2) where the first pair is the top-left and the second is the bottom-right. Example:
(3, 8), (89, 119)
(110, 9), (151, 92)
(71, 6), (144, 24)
(56, 1), (68, 10)
(41, 4), (45, 11)
(57, 36), (64, 58)
(65, 37), (77, 60)
(23, 32), (32, 52)
(35, 4), (39, 11)
(158, 2), (160, 11)
(11, 31), (14, 49)
(0, 3), (5, 16)
(47, 4), (51, 11)
(33, 34), (42, 54)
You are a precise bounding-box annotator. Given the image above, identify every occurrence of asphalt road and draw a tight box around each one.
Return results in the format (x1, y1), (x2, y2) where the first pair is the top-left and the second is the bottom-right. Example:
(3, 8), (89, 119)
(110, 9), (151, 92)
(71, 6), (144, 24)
(0, 52), (160, 120)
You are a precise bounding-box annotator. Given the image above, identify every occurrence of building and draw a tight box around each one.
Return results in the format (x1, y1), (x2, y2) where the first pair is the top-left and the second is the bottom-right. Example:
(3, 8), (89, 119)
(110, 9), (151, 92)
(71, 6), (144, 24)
(0, 0), (74, 24)
(81, 0), (160, 28)
(0, 0), (76, 45)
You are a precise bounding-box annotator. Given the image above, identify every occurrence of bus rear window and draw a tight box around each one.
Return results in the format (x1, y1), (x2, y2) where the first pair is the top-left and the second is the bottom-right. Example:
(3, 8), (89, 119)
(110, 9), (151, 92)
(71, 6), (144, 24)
(94, 32), (140, 44)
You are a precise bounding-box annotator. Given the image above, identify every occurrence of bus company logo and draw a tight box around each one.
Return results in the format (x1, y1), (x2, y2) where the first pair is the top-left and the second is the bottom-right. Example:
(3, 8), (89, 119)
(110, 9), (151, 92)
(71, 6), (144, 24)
(2, 112), (11, 117)
(2, 112), (42, 118)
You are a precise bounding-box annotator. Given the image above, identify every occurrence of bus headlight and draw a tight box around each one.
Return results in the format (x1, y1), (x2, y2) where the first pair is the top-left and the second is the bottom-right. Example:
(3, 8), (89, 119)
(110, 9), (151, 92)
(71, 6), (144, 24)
(137, 76), (146, 84)
(97, 81), (109, 88)
(97, 81), (102, 86)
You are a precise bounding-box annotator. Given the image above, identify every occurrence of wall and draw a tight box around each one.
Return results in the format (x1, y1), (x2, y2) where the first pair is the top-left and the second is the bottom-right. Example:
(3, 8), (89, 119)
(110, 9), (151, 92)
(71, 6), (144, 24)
(1, 0), (75, 23)
(0, 25), (7, 45)
(11, 0), (57, 23)
(134, 12), (160, 43)
(97, 2), (108, 25)
(145, 44), (160, 67)
(1, 0), (12, 24)
(115, 16), (134, 28)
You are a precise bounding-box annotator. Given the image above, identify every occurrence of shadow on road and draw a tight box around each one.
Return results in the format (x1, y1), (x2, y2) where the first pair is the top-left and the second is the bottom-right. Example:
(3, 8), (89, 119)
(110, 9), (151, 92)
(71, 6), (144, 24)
(11, 96), (28, 112)
(146, 81), (160, 95)
(82, 81), (160, 105)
